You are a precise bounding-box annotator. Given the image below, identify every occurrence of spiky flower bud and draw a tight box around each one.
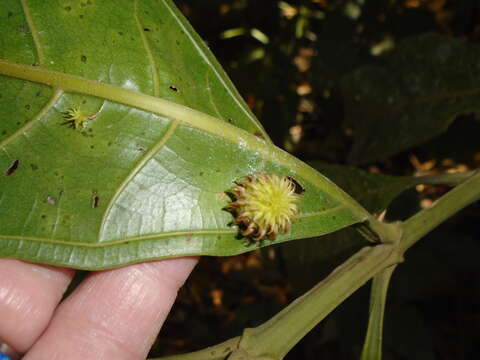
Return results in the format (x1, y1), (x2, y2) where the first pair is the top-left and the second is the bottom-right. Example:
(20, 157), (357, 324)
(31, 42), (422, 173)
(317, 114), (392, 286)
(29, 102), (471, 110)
(226, 173), (300, 241)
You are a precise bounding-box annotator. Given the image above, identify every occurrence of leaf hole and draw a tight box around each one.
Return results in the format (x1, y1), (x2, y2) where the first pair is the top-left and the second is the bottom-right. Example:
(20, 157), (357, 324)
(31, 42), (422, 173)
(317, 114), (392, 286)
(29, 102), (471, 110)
(4, 159), (19, 176)
(286, 176), (305, 194)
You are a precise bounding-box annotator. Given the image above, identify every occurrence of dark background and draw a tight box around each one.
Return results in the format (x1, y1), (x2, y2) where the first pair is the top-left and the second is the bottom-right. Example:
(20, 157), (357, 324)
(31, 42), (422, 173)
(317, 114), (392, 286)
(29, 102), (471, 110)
(151, 1), (480, 359)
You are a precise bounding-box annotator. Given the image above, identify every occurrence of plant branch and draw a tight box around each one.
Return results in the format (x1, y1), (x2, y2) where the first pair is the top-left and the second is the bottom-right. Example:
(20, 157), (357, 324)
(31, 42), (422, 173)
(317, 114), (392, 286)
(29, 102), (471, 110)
(401, 170), (480, 252)
(411, 171), (475, 186)
(360, 265), (397, 360)
(152, 337), (241, 360)
(230, 244), (400, 359)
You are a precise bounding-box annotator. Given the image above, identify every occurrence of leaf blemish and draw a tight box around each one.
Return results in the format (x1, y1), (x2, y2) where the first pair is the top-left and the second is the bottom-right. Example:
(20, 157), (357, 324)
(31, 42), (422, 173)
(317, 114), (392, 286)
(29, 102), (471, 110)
(4, 159), (19, 176)
(143, 27), (151, 32)
(81, 55), (87, 63)
(169, 85), (178, 92)
(46, 196), (56, 205)
(92, 192), (99, 208)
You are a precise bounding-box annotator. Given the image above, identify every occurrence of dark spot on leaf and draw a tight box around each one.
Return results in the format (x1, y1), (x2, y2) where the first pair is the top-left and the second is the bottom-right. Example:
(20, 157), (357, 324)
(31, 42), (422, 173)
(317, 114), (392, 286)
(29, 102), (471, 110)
(228, 118), (234, 123)
(286, 176), (305, 195)
(30, 163), (38, 171)
(80, 2), (86, 7)
(118, 31), (123, 36)
(36, 90), (42, 97)
(25, 104), (31, 110)
(17, 24), (28, 33)
(107, 141), (112, 146)
(143, 27), (150, 32)
(199, 171), (204, 176)
(215, 169), (220, 172)
(1, 130), (6, 135)
(7, 11), (13, 17)
(81, 55), (87, 63)
(90, 145), (94, 149)
(16, 121), (21, 125)
(54, 171), (59, 176)
(92, 193), (99, 208)
(169, 85), (178, 92)
(64, 6), (71, 11)
(4, 159), (19, 176)
(176, 40), (180, 45)
(254, 131), (264, 139)
(79, 14), (84, 19)
(41, 214), (46, 219)
(138, 147), (146, 152)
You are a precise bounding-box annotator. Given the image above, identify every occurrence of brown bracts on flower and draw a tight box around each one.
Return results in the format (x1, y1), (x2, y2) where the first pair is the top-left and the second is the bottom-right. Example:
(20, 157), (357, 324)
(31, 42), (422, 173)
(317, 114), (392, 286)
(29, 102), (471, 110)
(225, 173), (301, 241)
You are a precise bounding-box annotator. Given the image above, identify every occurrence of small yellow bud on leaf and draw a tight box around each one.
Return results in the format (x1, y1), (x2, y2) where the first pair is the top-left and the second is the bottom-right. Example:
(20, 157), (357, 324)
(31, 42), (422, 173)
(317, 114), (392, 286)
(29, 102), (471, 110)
(62, 107), (96, 130)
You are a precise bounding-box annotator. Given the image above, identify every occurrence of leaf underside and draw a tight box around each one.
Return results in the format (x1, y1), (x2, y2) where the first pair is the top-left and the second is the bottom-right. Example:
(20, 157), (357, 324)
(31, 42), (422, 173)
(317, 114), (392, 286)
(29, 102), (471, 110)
(0, 0), (367, 269)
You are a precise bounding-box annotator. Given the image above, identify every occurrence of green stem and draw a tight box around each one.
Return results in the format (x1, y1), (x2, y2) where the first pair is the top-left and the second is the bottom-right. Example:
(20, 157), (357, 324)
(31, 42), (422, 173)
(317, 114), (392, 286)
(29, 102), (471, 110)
(237, 244), (400, 359)
(152, 337), (241, 360)
(401, 170), (480, 252)
(360, 265), (397, 360)
(410, 171), (475, 186)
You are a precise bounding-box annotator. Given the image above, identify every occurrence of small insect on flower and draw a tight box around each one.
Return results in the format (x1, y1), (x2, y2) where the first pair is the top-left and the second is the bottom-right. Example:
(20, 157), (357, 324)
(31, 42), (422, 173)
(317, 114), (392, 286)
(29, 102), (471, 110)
(226, 173), (301, 241)
(62, 107), (97, 130)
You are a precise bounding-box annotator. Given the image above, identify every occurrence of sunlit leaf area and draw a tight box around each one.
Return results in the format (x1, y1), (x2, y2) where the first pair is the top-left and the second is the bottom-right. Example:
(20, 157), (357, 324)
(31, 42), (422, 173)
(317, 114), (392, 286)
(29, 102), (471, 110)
(156, 1), (480, 358)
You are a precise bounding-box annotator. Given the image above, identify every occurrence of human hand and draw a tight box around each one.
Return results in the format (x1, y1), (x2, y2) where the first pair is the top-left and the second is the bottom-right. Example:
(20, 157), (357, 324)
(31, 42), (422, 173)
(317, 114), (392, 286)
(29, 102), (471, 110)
(0, 257), (198, 360)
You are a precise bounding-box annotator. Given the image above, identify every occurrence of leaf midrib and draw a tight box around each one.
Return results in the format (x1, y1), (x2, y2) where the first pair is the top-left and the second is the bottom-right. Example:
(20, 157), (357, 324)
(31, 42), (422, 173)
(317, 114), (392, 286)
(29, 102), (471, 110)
(0, 59), (370, 221)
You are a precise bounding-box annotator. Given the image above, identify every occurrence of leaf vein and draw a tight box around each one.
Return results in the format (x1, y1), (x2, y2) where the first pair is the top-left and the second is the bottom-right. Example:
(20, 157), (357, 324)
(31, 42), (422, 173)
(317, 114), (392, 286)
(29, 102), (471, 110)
(0, 88), (63, 149)
(20, 0), (45, 64)
(0, 228), (236, 248)
(161, 0), (271, 141)
(134, 0), (160, 96)
(98, 119), (180, 238)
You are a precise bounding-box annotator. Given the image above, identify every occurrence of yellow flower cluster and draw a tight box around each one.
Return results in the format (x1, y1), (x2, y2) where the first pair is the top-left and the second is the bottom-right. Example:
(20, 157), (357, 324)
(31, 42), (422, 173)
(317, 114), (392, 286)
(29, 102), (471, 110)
(227, 173), (299, 241)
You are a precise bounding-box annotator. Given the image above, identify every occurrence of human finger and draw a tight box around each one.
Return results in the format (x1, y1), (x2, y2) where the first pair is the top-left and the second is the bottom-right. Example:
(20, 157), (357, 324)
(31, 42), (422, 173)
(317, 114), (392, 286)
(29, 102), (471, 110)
(0, 259), (74, 353)
(24, 257), (198, 360)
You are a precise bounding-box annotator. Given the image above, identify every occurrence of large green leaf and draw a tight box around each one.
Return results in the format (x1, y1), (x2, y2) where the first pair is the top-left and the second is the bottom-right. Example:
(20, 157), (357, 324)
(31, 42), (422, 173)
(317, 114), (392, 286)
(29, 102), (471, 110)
(341, 33), (480, 164)
(0, 0), (370, 269)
